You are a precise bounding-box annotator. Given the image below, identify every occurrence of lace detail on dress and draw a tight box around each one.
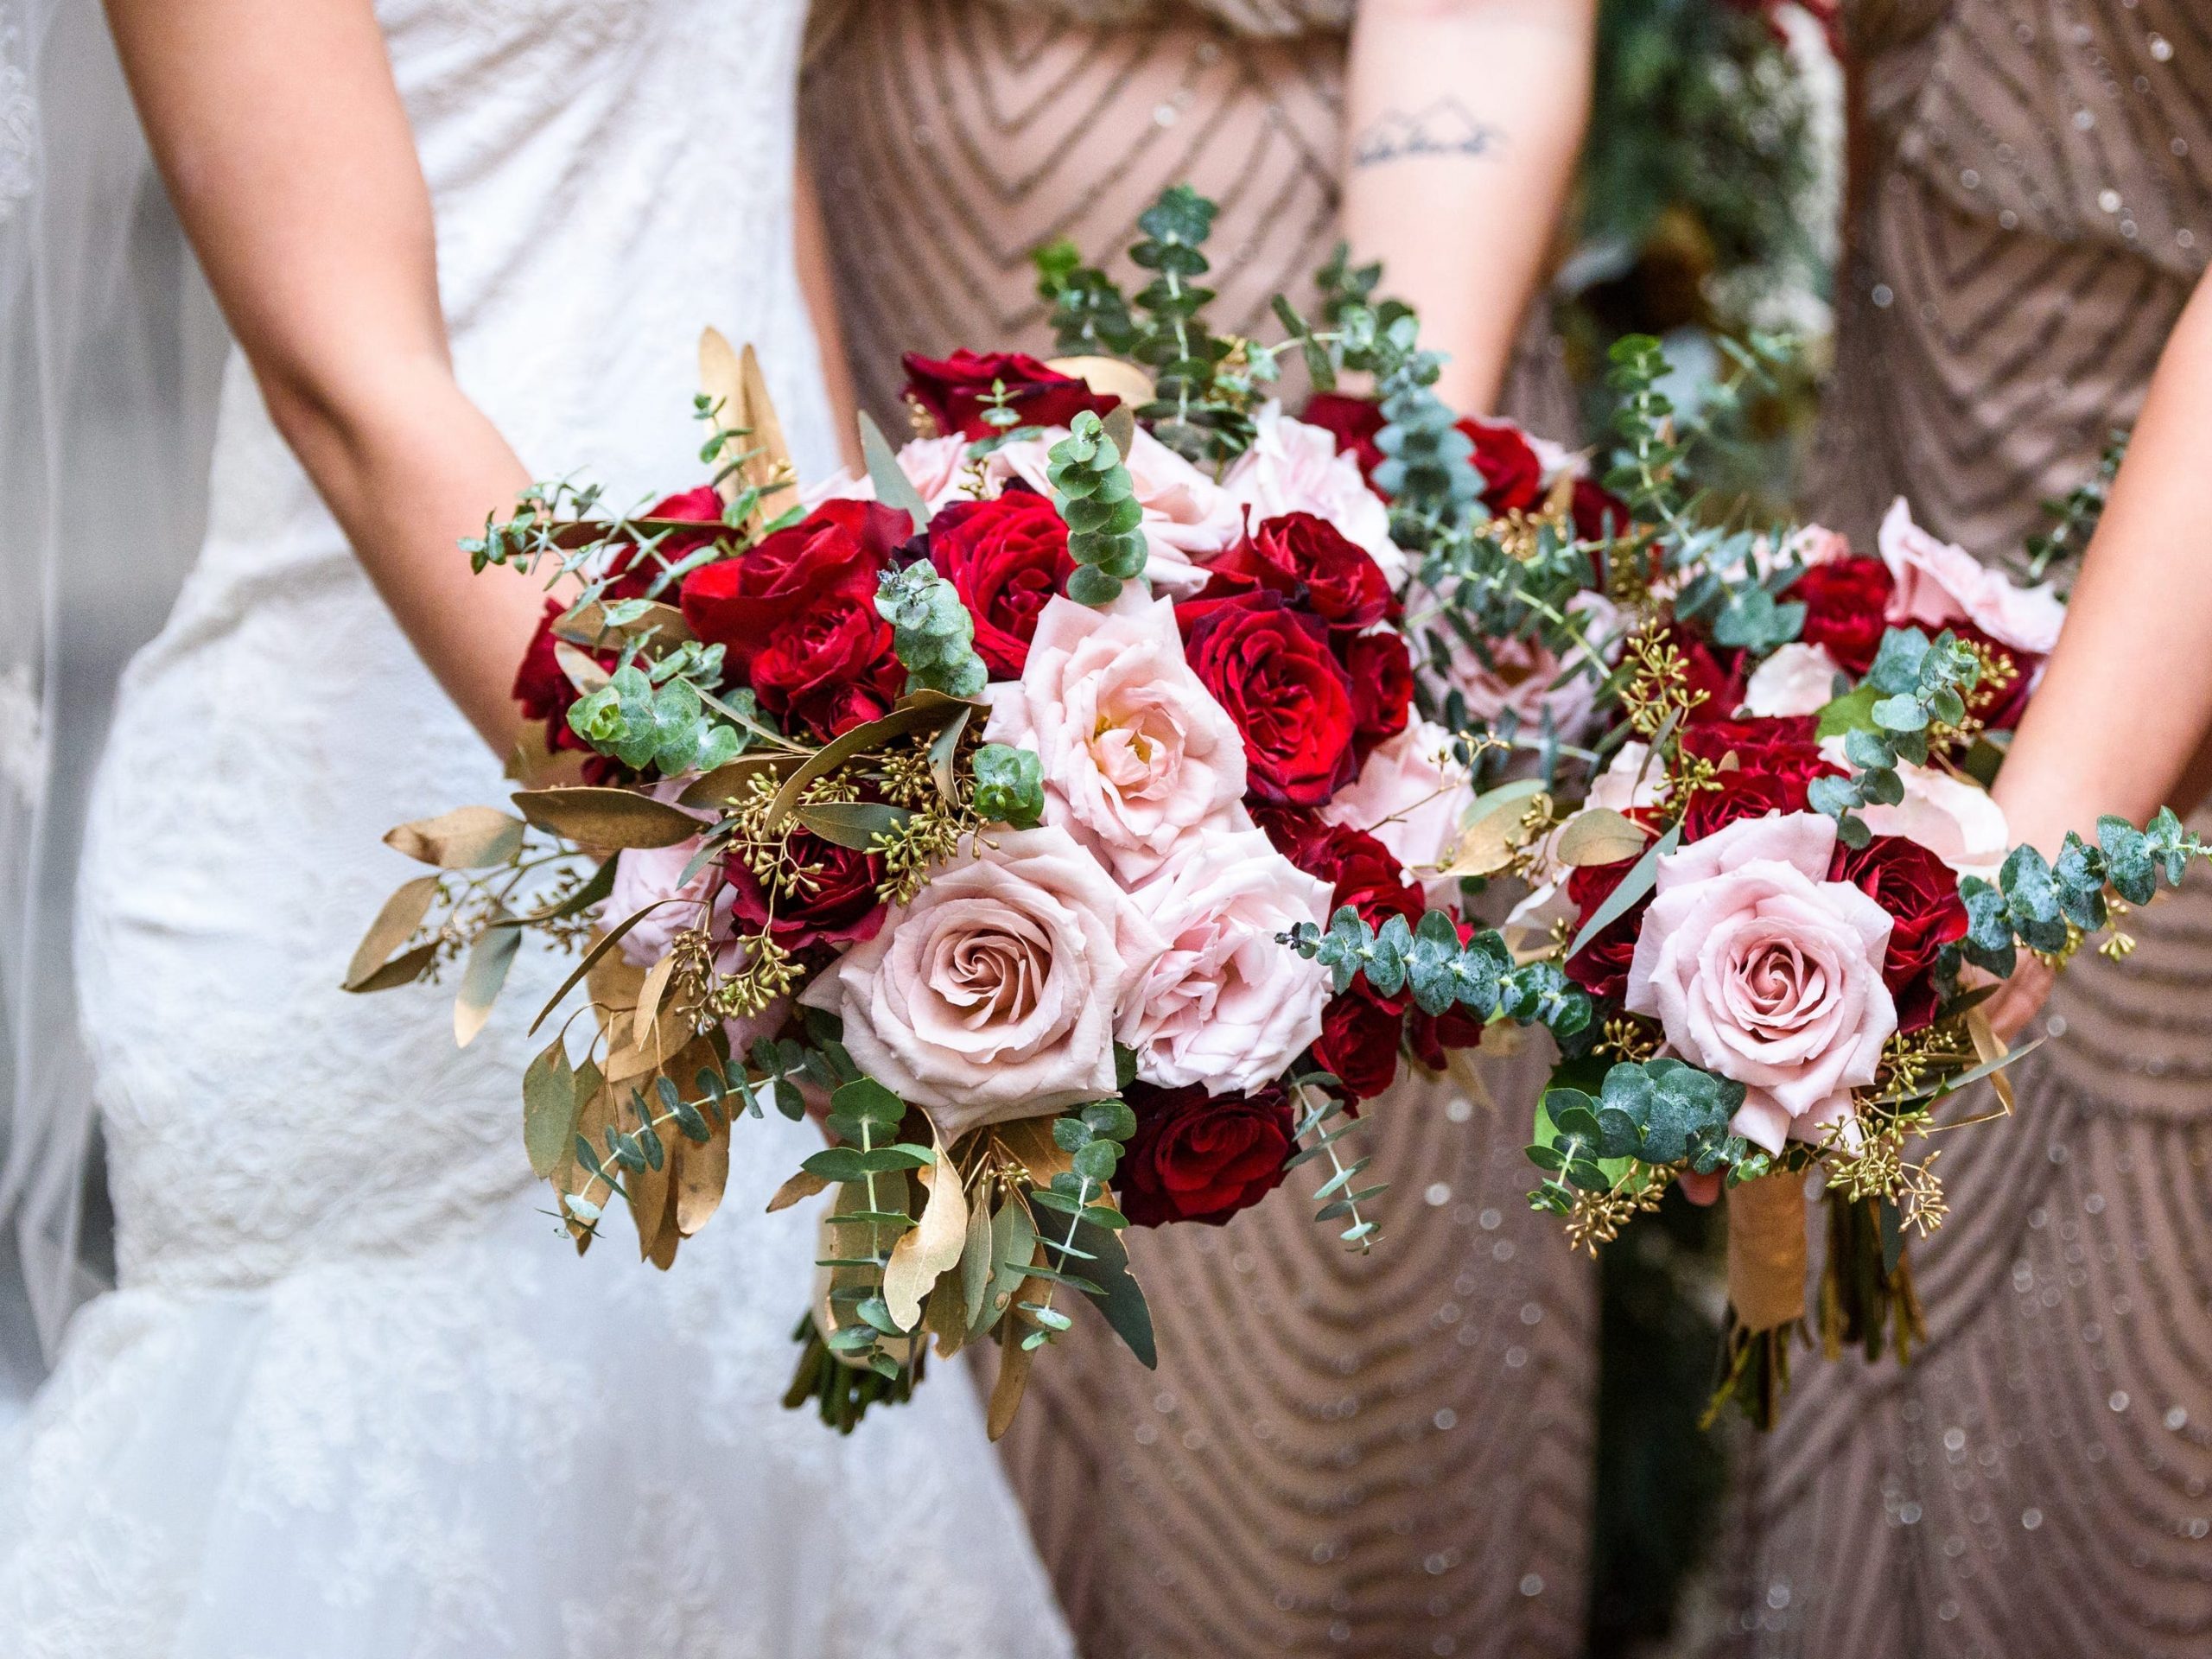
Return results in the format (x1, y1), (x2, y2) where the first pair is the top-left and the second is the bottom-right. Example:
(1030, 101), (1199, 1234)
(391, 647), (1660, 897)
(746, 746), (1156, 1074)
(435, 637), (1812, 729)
(4, 1), (1074, 1652)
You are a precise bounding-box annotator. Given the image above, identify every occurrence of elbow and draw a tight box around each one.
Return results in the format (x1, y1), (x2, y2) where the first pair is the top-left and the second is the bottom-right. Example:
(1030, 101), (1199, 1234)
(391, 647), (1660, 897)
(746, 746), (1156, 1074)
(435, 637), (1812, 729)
(250, 344), (454, 483)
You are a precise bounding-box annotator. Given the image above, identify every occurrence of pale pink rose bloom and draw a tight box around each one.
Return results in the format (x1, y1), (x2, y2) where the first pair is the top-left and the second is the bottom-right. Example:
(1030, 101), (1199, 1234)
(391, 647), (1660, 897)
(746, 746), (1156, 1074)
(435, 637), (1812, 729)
(1878, 498), (2067, 656)
(1321, 717), (1470, 886)
(1626, 812), (1897, 1154)
(610, 835), (724, 967)
(1440, 592), (1620, 739)
(801, 433), (978, 514)
(1742, 641), (1846, 720)
(1783, 524), (1853, 569)
(983, 425), (1236, 598)
(983, 594), (1248, 885)
(1220, 404), (1408, 588)
(800, 826), (1165, 1137)
(1118, 829), (1333, 1094)
(1813, 738), (2010, 876)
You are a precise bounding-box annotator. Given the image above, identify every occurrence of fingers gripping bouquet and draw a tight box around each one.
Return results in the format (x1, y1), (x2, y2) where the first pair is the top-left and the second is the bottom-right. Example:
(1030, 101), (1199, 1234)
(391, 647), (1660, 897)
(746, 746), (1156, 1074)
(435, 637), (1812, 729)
(1301, 330), (2209, 1424)
(346, 192), (1599, 1436)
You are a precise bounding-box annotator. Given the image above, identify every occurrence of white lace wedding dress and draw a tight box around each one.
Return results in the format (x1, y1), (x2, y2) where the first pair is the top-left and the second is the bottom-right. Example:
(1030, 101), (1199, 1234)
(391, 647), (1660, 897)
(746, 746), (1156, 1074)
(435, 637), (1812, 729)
(0, 3), (1073, 1655)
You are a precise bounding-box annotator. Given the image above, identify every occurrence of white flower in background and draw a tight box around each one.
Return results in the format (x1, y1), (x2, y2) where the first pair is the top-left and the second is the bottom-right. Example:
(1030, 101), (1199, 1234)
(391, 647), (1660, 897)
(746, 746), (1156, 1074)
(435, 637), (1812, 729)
(1743, 641), (1847, 720)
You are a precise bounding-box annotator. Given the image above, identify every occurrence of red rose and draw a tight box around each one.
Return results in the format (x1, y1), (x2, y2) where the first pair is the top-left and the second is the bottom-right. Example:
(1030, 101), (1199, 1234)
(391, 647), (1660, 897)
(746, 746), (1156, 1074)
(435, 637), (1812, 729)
(796, 683), (893, 740)
(512, 599), (612, 773)
(1788, 556), (1895, 677)
(1677, 717), (1845, 841)
(1459, 418), (1544, 514)
(1830, 835), (1970, 1032)
(1313, 988), (1404, 1101)
(1676, 635), (1748, 725)
(1300, 391), (1387, 477)
(1203, 512), (1394, 632)
(1408, 999), (1485, 1071)
(1572, 478), (1632, 543)
(1119, 1080), (1296, 1227)
(925, 489), (1073, 677)
(748, 590), (906, 738)
(1563, 856), (1647, 1001)
(1340, 627), (1414, 762)
(726, 826), (887, 955)
(1950, 621), (2038, 733)
(601, 486), (728, 601)
(678, 499), (909, 674)
(900, 350), (1119, 442)
(1256, 811), (1425, 929)
(1179, 591), (1358, 806)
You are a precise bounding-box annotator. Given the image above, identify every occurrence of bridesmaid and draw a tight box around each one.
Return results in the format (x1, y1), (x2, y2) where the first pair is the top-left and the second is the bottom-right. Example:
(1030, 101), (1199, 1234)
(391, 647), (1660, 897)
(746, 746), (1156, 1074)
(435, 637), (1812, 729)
(1712, 3), (2212, 1654)
(800, 3), (1599, 1655)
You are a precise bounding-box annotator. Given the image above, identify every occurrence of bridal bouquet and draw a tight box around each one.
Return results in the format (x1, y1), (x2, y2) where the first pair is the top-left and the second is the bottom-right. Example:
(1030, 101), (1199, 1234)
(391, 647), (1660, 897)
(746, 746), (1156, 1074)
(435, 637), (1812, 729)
(1298, 333), (2209, 1422)
(344, 190), (1609, 1435)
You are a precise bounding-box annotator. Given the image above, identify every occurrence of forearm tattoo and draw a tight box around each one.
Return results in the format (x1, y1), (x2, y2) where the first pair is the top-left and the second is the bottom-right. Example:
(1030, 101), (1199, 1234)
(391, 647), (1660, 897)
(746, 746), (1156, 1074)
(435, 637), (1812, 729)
(1351, 97), (1506, 168)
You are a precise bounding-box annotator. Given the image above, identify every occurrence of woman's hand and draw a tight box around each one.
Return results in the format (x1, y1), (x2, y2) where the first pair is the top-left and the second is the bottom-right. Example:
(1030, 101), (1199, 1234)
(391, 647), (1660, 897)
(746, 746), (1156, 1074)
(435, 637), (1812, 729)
(105, 0), (546, 755)
(1343, 0), (1598, 415)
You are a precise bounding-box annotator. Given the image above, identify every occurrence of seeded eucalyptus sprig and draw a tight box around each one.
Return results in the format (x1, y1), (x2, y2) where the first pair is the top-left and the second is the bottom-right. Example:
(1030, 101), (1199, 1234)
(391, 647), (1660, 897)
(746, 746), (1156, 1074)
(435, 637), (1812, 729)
(874, 562), (988, 699)
(1046, 411), (1148, 606)
(1808, 627), (1986, 849)
(1956, 809), (2209, 979)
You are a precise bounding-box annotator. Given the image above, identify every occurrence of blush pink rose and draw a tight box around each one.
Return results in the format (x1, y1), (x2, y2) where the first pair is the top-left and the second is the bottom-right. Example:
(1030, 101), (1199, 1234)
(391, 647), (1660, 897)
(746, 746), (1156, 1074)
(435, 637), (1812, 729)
(1118, 829), (1333, 1094)
(1438, 592), (1620, 738)
(610, 831), (724, 967)
(1220, 404), (1408, 588)
(1814, 737), (2010, 876)
(984, 594), (1249, 884)
(1319, 717), (1470, 886)
(1878, 498), (2066, 656)
(1742, 641), (1847, 720)
(800, 826), (1165, 1138)
(804, 433), (976, 514)
(1626, 812), (1897, 1154)
(983, 425), (1238, 597)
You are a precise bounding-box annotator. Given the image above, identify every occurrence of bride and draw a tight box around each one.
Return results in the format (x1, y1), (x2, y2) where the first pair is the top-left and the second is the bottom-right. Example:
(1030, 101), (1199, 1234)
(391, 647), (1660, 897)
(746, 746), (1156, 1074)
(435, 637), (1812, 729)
(0, 1), (1072, 1653)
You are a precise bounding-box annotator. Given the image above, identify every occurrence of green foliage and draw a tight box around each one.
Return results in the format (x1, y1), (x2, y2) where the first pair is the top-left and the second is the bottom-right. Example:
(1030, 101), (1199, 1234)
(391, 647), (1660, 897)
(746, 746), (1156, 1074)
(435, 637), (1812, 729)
(970, 743), (1044, 829)
(1046, 411), (1148, 605)
(874, 562), (988, 699)
(1956, 809), (2209, 978)
(2023, 430), (2128, 587)
(1033, 236), (1138, 359)
(1125, 185), (1244, 461)
(1286, 906), (1594, 1044)
(1806, 627), (1984, 848)
(567, 656), (742, 776)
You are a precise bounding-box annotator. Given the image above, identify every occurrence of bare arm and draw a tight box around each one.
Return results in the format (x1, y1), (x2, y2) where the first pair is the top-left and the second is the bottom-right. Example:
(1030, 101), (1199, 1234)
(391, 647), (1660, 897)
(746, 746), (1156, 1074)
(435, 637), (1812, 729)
(1994, 271), (2212, 854)
(105, 0), (544, 754)
(1342, 0), (1597, 416)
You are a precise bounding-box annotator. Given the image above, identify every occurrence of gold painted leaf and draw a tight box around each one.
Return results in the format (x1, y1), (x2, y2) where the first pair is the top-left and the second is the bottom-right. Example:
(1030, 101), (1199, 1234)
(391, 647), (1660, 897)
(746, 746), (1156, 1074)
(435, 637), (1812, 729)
(923, 1270), (969, 1359)
(1554, 807), (1650, 868)
(530, 908), (673, 1035)
(767, 1169), (831, 1214)
(512, 787), (701, 850)
(1966, 1005), (2016, 1115)
(1046, 354), (1156, 410)
(739, 342), (793, 498)
(384, 805), (526, 870)
(881, 1131), (968, 1332)
(454, 921), (522, 1047)
(344, 876), (440, 991)
(677, 753), (798, 810)
(763, 694), (976, 830)
(984, 1116), (1074, 1190)
(554, 599), (696, 652)
(632, 953), (677, 1051)
(674, 1129), (728, 1236)
(552, 640), (611, 697)
(523, 1036), (582, 1179)
(1436, 778), (1550, 880)
(626, 1122), (672, 1261)
(345, 939), (438, 995)
(986, 1321), (1035, 1442)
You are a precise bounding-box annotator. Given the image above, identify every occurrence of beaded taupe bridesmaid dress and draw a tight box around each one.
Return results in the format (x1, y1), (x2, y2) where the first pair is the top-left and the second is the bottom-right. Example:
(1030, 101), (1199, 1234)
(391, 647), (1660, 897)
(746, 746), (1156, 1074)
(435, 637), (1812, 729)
(1714, 4), (2212, 1655)
(801, 6), (1593, 1657)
